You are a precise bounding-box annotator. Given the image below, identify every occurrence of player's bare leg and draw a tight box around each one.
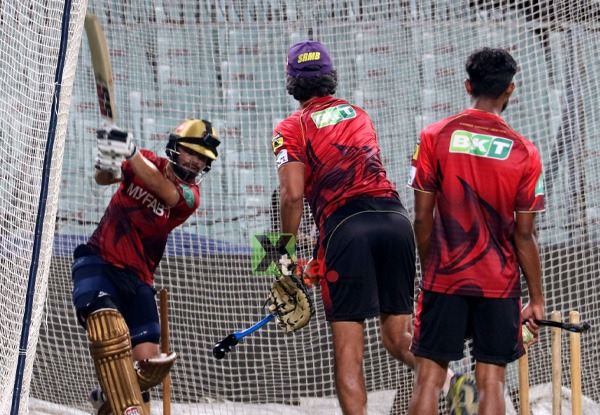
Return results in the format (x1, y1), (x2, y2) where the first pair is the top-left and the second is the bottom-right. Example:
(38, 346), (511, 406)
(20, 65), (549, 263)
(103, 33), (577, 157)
(407, 357), (448, 415)
(380, 313), (415, 368)
(331, 320), (366, 415)
(382, 313), (456, 406)
(474, 362), (506, 415)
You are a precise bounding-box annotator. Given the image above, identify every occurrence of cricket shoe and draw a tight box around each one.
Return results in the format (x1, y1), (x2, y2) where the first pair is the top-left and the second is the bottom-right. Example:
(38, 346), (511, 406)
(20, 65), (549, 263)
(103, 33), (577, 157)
(445, 373), (479, 415)
(89, 387), (107, 411)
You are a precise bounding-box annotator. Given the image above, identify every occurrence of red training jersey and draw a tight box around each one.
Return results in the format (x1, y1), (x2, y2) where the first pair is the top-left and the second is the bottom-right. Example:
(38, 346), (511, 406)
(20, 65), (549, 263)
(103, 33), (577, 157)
(272, 96), (398, 230)
(408, 109), (545, 298)
(88, 150), (200, 285)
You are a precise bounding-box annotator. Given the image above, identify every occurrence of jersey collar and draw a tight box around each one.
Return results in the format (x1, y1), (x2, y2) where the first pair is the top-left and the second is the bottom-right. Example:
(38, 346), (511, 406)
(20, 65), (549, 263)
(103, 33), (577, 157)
(463, 108), (506, 124)
(302, 95), (334, 108)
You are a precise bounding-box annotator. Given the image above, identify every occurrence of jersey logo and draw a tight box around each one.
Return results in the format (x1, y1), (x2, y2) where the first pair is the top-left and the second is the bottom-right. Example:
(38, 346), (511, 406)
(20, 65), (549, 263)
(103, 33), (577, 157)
(298, 51), (321, 63)
(276, 149), (288, 168)
(272, 132), (284, 153)
(535, 173), (545, 196)
(180, 184), (196, 208)
(407, 166), (417, 186)
(449, 130), (513, 160)
(126, 183), (168, 216)
(311, 104), (356, 128)
(412, 143), (420, 160)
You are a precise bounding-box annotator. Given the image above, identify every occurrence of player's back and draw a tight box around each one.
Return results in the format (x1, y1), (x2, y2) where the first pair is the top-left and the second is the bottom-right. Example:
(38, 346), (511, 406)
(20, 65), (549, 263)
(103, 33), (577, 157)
(414, 108), (543, 297)
(276, 96), (398, 228)
(428, 109), (534, 220)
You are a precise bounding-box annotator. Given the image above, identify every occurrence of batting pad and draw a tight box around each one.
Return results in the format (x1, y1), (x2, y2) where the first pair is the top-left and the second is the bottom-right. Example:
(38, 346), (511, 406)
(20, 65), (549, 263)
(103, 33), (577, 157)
(97, 390), (150, 415)
(87, 308), (147, 415)
(136, 351), (177, 391)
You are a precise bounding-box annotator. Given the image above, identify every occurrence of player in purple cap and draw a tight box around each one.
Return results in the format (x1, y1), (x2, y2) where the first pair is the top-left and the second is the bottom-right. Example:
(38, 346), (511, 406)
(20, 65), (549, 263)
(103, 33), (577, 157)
(268, 40), (455, 414)
(285, 40), (334, 77)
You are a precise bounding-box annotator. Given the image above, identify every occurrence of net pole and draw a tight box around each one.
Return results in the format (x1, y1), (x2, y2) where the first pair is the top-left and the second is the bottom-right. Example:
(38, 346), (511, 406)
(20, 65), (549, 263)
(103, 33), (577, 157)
(10, 2), (74, 414)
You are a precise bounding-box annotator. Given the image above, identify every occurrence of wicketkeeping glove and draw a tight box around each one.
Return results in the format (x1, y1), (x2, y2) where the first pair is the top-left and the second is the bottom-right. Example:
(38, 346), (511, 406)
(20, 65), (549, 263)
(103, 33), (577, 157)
(267, 258), (315, 334)
(96, 125), (137, 159)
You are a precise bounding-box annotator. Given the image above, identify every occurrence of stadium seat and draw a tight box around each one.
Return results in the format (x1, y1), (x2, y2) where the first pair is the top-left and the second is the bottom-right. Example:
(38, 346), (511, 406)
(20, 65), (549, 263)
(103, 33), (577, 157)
(354, 23), (421, 113)
(219, 27), (294, 117)
(146, 26), (222, 125)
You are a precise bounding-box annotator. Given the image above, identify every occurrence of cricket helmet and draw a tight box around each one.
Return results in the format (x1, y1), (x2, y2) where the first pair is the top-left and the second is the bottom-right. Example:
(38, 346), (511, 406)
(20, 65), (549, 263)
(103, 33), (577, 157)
(166, 119), (220, 182)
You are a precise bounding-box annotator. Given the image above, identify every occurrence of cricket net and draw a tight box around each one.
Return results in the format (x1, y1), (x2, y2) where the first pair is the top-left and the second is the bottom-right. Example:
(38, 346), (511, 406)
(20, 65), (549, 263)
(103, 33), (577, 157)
(0, 1), (87, 414)
(1, 1), (599, 414)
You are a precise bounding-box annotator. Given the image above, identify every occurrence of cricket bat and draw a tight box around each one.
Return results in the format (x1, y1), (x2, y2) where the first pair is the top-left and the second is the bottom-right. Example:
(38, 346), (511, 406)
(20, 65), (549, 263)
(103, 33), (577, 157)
(84, 13), (117, 125)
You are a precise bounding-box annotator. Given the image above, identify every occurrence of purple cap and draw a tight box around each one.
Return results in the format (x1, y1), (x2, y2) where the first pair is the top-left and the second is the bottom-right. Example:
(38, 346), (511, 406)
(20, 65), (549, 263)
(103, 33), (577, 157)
(286, 40), (334, 77)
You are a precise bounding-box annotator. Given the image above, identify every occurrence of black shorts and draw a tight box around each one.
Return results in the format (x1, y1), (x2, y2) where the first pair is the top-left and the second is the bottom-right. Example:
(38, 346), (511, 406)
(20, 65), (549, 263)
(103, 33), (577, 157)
(319, 197), (416, 321)
(410, 290), (525, 364)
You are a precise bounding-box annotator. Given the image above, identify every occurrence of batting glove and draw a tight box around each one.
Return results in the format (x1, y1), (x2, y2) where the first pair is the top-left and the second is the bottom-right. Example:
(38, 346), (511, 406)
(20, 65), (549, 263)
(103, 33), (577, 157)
(95, 152), (123, 179)
(96, 125), (137, 159)
(302, 258), (320, 286)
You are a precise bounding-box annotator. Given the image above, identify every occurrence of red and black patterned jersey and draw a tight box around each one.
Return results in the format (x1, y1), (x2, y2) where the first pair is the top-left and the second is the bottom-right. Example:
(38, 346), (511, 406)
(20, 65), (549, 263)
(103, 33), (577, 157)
(408, 109), (545, 298)
(272, 96), (398, 230)
(87, 150), (200, 285)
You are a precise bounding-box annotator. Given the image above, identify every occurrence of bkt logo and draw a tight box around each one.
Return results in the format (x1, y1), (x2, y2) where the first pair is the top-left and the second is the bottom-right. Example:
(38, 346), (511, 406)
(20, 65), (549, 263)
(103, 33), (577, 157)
(449, 130), (513, 160)
(312, 104), (356, 128)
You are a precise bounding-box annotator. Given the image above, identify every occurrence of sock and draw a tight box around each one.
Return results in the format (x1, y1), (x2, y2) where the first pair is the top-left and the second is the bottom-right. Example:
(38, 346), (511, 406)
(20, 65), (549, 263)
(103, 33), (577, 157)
(442, 368), (455, 396)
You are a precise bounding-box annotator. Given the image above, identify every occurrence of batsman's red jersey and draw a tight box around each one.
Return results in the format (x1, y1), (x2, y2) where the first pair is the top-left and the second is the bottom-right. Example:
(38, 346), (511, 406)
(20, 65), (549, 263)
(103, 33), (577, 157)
(408, 109), (545, 298)
(88, 150), (200, 284)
